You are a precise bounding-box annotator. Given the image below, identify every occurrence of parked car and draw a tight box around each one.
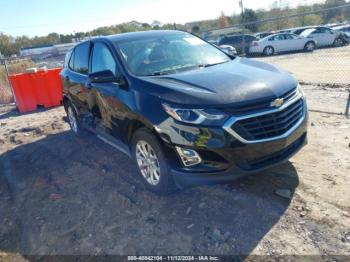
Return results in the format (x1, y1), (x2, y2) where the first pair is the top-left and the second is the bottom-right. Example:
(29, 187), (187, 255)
(219, 45), (237, 56)
(217, 34), (257, 55)
(61, 30), (308, 194)
(249, 33), (317, 56)
(300, 27), (346, 47)
(333, 25), (350, 38)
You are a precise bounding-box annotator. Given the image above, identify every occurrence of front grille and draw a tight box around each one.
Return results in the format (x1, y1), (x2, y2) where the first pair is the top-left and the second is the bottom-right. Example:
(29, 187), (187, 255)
(222, 87), (297, 115)
(231, 98), (304, 141)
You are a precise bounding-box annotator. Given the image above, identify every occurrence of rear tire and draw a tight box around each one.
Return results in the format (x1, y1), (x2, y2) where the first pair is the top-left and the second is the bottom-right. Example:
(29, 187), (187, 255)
(304, 41), (315, 52)
(333, 37), (343, 47)
(263, 46), (274, 56)
(131, 128), (177, 195)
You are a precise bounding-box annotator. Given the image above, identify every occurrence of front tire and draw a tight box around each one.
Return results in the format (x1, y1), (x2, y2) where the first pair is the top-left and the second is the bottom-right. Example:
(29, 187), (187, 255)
(131, 128), (177, 195)
(263, 46), (274, 56)
(304, 41), (315, 52)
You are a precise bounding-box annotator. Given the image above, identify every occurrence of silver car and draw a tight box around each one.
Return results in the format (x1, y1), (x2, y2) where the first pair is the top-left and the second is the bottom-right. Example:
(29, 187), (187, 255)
(332, 25), (350, 37)
(300, 27), (344, 47)
(249, 33), (317, 56)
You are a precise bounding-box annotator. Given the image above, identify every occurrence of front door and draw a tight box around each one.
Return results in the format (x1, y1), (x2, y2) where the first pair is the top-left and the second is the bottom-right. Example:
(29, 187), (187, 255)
(88, 41), (128, 142)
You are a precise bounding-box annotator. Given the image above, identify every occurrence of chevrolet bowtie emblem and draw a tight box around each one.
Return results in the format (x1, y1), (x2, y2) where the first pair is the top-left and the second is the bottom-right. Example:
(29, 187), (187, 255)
(270, 98), (284, 108)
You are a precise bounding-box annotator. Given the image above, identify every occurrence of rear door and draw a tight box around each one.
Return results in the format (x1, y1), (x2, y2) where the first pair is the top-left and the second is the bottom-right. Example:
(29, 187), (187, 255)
(63, 42), (91, 112)
(322, 28), (337, 45)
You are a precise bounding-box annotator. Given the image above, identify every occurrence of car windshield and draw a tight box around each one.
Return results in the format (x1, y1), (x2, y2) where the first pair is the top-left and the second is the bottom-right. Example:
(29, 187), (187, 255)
(114, 33), (231, 76)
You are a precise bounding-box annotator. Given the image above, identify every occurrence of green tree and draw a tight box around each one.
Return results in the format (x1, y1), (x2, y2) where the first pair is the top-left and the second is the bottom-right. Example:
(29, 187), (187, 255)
(218, 11), (231, 28)
(243, 8), (258, 32)
(322, 0), (346, 23)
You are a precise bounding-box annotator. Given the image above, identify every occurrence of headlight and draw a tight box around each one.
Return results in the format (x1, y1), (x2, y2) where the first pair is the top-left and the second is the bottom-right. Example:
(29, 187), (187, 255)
(162, 103), (228, 125)
(296, 84), (305, 98)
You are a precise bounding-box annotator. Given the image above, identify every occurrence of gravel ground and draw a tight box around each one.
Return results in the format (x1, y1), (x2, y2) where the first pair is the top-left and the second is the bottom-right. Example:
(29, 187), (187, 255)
(257, 45), (350, 85)
(0, 47), (350, 260)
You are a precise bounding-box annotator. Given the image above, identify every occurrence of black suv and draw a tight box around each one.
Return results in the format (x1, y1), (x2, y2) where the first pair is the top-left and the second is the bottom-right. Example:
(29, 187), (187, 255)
(217, 34), (257, 55)
(61, 30), (308, 194)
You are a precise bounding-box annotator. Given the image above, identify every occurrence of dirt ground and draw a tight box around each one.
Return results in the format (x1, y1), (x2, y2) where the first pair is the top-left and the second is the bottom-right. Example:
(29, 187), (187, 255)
(0, 51), (350, 260)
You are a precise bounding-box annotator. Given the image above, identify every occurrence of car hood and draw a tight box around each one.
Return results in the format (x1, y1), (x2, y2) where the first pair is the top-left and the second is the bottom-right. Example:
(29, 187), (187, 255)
(138, 58), (297, 106)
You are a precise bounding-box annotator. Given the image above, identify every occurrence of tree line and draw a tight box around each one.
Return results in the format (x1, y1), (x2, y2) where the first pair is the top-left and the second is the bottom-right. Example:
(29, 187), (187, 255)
(0, 0), (349, 57)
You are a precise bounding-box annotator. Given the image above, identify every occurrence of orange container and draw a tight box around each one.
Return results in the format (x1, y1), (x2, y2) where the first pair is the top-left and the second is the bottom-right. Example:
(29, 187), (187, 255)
(9, 68), (63, 113)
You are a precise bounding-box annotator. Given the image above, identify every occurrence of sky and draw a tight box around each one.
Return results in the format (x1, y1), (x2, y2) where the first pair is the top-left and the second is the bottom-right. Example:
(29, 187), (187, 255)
(0, 0), (325, 37)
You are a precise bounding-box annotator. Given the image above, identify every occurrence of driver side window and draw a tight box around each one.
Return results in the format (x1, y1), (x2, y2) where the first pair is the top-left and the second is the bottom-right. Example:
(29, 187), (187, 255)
(91, 42), (118, 76)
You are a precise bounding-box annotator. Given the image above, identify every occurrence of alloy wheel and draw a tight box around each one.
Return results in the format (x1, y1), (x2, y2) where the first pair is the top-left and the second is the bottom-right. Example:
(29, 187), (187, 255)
(306, 42), (315, 51)
(135, 140), (161, 186)
(334, 38), (343, 47)
(265, 47), (274, 56)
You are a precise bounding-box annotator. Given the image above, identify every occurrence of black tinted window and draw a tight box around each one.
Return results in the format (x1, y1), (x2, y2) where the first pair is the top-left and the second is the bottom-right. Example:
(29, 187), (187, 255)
(91, 43), (117, 76)
(231, 36), (242, 43)
(244, 36), (255, 42)
(73, 42), (90, 75)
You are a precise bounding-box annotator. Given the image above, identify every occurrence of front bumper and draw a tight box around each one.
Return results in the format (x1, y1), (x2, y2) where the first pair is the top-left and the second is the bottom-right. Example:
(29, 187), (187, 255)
(156, 98), (308, 187)
(171, 133), (307, 187)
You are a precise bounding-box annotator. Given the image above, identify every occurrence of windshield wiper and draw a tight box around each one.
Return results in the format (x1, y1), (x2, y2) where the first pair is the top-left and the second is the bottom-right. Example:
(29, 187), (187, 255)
(144, 71), (170, 76)
(198, 61), (229, 68)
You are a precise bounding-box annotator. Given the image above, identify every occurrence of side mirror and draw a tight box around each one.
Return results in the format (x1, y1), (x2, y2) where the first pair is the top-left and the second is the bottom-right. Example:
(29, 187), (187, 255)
(89, 70), (118, 83)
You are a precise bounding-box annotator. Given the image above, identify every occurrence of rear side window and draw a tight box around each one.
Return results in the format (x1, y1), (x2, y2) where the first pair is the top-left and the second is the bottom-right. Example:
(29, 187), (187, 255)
(64, 50), (72, 68)
(73, 42), (90, 75)
(91, 42), (117, 76)
(68, 51), (74, 69)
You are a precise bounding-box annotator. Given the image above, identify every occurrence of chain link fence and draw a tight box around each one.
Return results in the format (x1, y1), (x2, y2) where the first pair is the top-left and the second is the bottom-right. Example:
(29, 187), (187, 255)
(203, 9), (350, 86)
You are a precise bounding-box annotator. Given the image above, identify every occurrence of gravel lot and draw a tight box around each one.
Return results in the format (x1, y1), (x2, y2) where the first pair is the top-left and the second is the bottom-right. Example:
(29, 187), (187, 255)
(0, 48), (350, 260)
(257, 45), (350, 85)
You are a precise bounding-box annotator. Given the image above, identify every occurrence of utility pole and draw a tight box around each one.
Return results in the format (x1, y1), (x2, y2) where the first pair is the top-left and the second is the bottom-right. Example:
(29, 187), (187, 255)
(239, 0), (244, 23)
(239, 0), (246, 56)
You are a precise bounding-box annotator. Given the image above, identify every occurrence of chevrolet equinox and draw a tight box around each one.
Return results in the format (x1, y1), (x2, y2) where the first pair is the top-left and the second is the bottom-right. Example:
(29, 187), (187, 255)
(61, 30), (308, 194)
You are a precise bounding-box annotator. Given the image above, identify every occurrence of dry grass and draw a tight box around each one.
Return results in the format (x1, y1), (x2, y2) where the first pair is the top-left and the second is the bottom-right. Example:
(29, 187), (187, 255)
(0, 60), (35, 104)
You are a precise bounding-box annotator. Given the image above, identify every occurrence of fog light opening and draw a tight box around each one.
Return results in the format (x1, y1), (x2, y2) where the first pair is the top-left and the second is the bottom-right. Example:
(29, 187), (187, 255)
(175, 147), (202, 167)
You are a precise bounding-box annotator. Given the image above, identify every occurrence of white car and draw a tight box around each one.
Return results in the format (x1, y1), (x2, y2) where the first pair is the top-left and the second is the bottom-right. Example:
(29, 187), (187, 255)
(219, 45), (237, 56)
(332, 25), (350, 37)
(249, 33), (317, 56)
(300, 27), (344, 47)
